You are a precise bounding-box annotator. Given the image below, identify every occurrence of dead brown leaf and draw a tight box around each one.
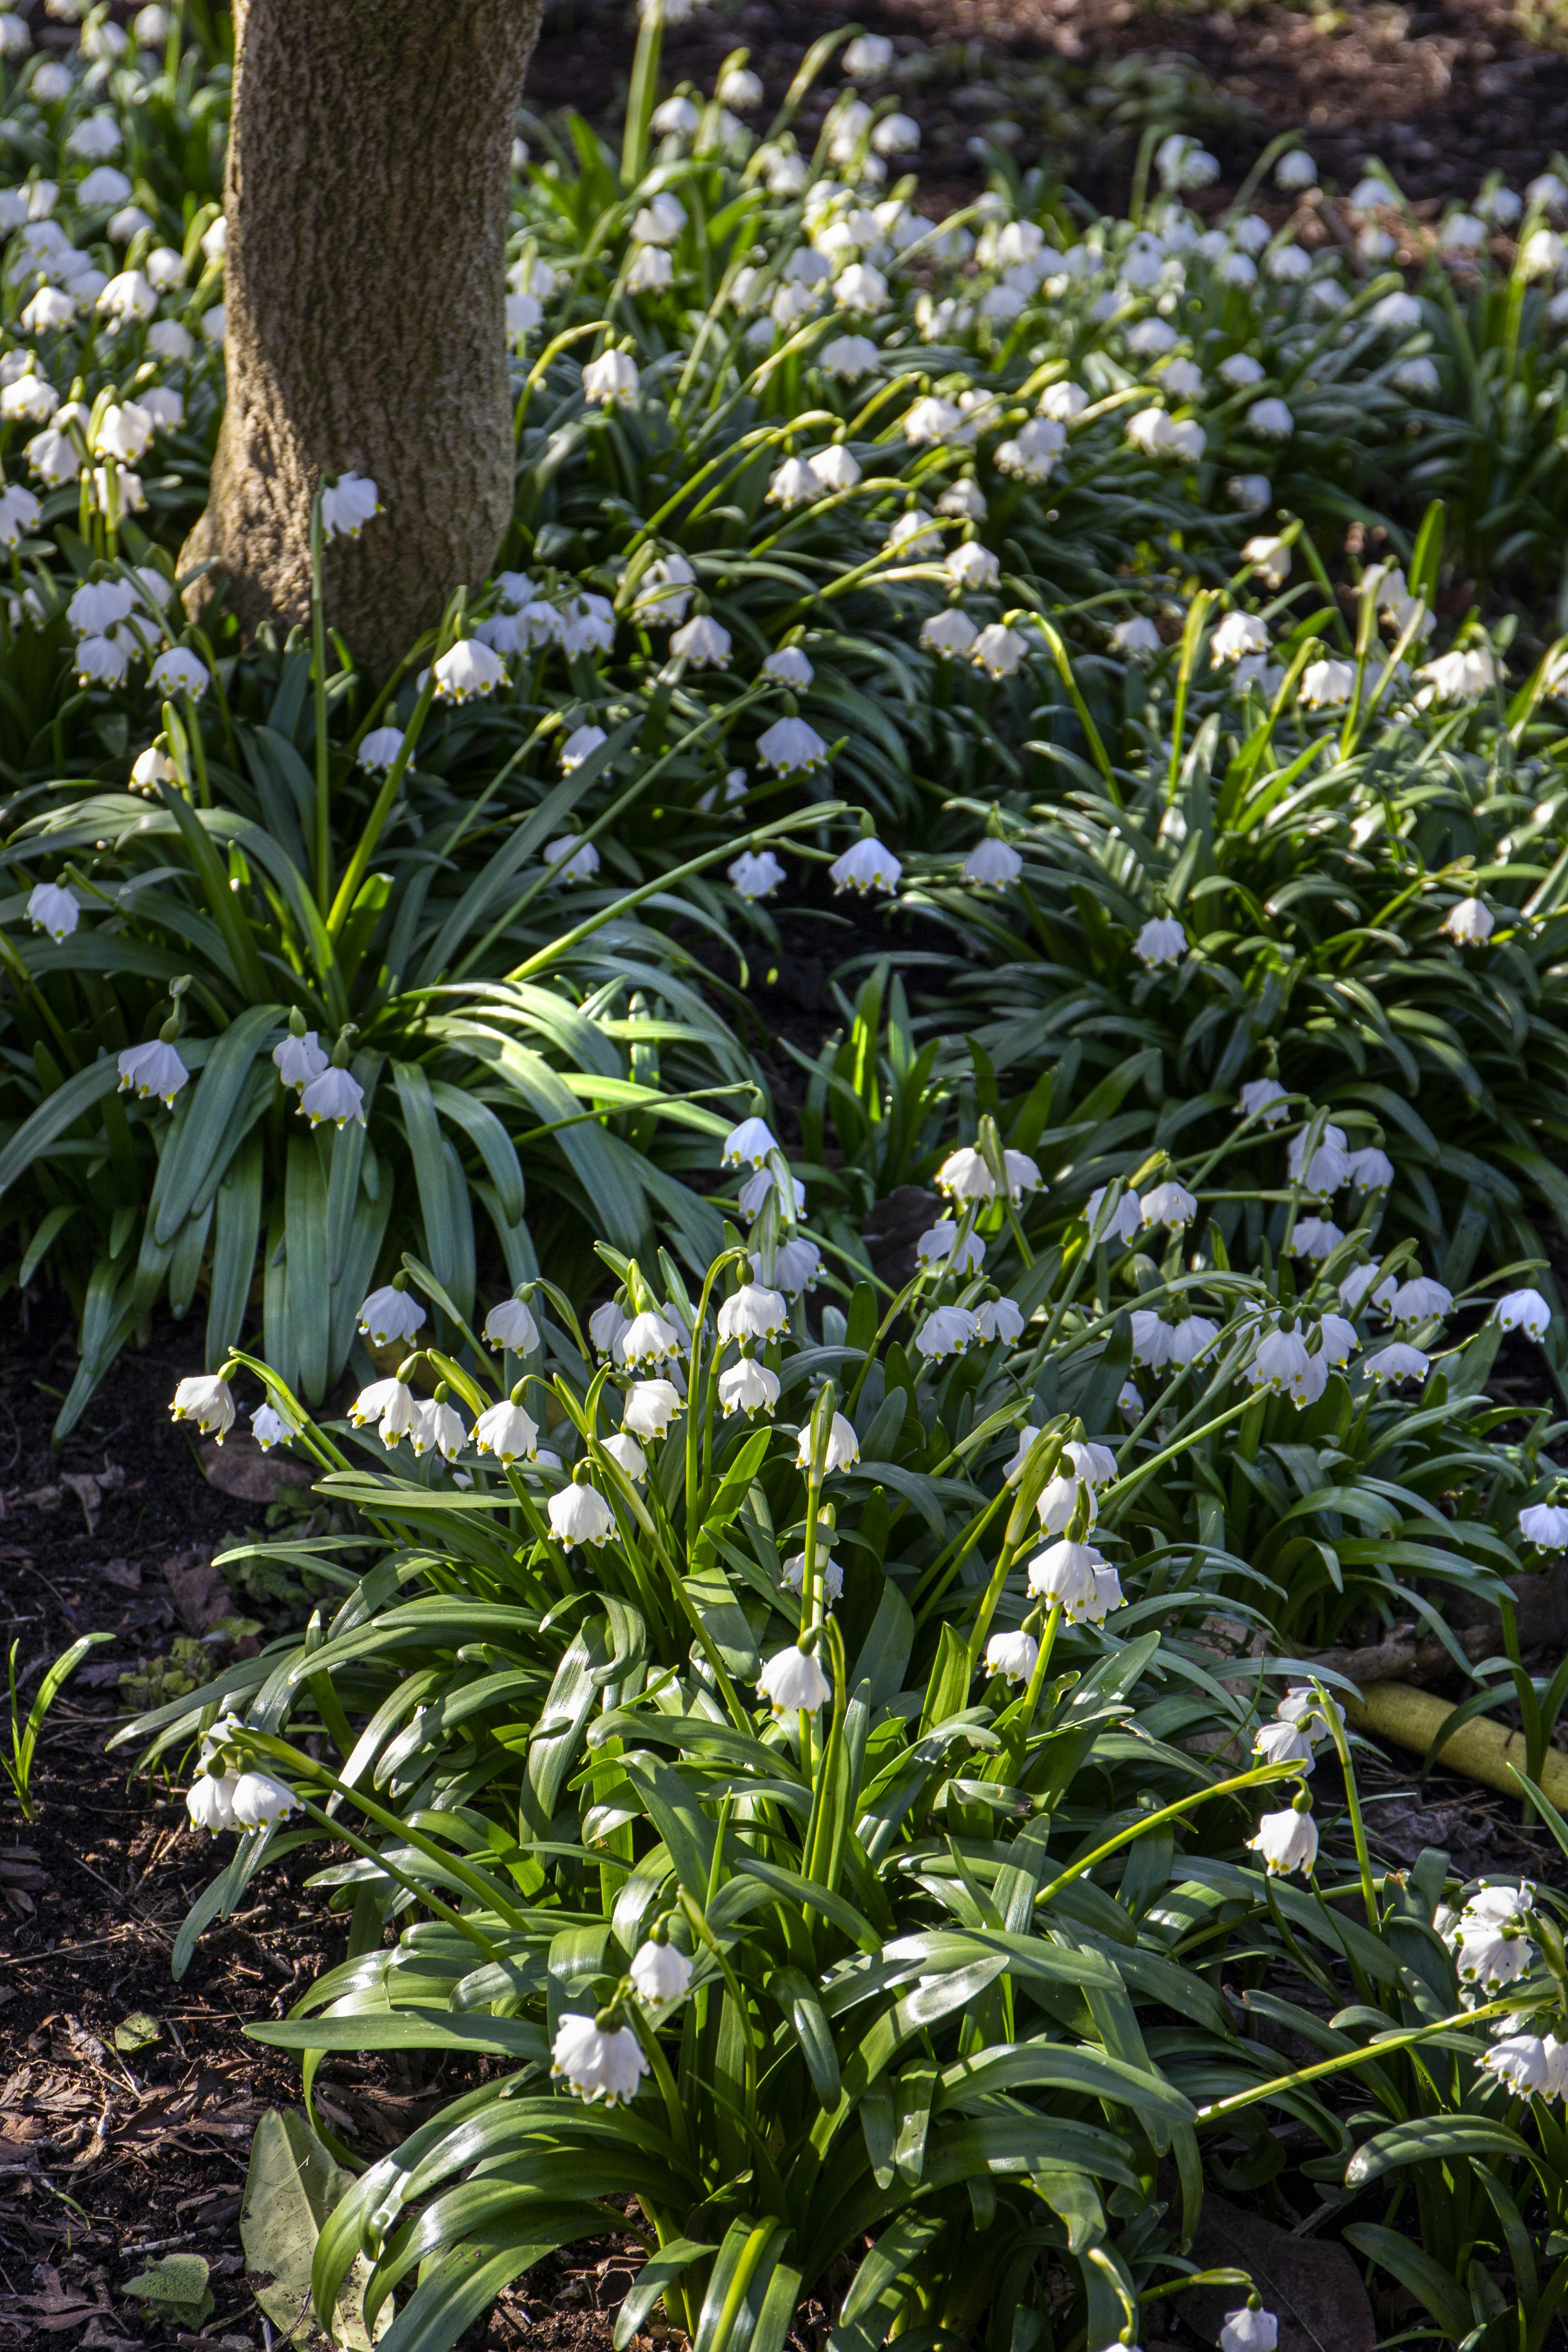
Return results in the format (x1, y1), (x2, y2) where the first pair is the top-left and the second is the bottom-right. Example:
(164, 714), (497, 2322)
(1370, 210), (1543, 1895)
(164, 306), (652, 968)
(197, 1431), (314, 1502)
(162, 1550), (233, 1633)
(1181, 2193), (1376, 2352)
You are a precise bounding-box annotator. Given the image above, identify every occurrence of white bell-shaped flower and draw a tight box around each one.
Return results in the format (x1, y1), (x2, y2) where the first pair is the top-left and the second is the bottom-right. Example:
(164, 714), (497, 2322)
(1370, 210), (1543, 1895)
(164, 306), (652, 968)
(170, 1373), (234, 1442)
(358, 1285), (426, 1347)
(485, 1297), (540, 1354)
(759, 1643), (833, 1714)
(718, 1284), (789, 1342)
(718, 1359), (779, 1418)
(1247, 1802), (1318, 1877)
(552, 2012), (647, 2105)
(549, 1479), (616, 1548)
(795, 1412), (859, 1473)
(186, 1772), (240, 1833)
(623, 1379), (682, 1440)
(321, 472), (381, 541)
(230, 1769), (299, 1831)
(475, 1400), (539, 1463)
(273, 1029), (328, 1090)
(985, 1629), (1038, 1683)
(601, 1432), (647, 1484)
(630, 1938), (693, 2004)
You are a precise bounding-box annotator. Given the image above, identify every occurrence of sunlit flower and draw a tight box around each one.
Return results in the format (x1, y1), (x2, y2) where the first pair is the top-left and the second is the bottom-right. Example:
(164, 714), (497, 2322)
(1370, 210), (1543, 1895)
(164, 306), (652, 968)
(1212, 612), (1269, 665)
(475, 1400), (539, 1463)
(985, 1629), (1038, 1682)
(433, 639), (506, 703)
(149, 647), (210, 699)
(1442, 896), (1494, 946)
(549, 1480), (616, 1548)
(971, 624), (1027, 679)
(485, 1297), (540, 1353)
(913, 1304), (977, 1362)
(1140, 1180), (1196, 1230)
(230, 1769), (299, 1830)
(1027, 1539), (1107, 1622)
(795, 1411), (859, 1474)
(320, 472), (381, 540)
(583, 349), (639, 406)
(186, 1773), (239, 1833)
(171, 1373), (234, 1442)
(552, 2012), (647, 2105)
(760, 1642), (833, 1712)
(1247, 1802), (1318, 1876)
(620, 1310), (684, 1369)
(719, 1283), (789, 1343)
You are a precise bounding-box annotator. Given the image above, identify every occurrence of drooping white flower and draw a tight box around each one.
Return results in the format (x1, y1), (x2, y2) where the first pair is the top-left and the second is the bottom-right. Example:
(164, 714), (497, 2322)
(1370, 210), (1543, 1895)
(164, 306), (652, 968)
(818, 332), (879, 380)
(1246, 398), (1294, 440)
(719, 1284), (789, 1343)
(1129, 1311), (1175, 1371)
(1452, 1916), (1536, 1993)
(1481, 2034), (1567, 2099)
(600, 1431), (647, 1484)
(319, 472), (381, 541)
(583, 349), (639, 406)
(171, 1373), (235, 1443)
(75, 634), (130, 689)
(809, 445), (860, 494)
(26, 880), (78, 940)
(1037, 1473), (1097, 1536)
(1517, 1499), (1568, 1550)
(1345, 1146), (1394, 1192)
(485, 1297), (540, 1354)
(718, 1358), (780, 1418)
(1363, 1341), (1430, 1386)
(843, 32), (893, 73)
(271, 1029), (328, 1091)
(795, 1411), (859, 1474)
(433, 639), (506, 703)
(972, 1297), (1024, 1345)
(474, 1400), (539, 1464)
(299, 1066), (366, 1128)
(1287, 1123), (1350, 1196)
(1133, 916), (1187, 969)
(630, 1938), (693, 2006)
(1442, 896), (1494, 946)
(1390, 1275), (1452, 1325)
(186, 1773), (239, 1834)
(830, 836), (901, 896)
(758, 716), (829, 774)
(1254, 1720), (1318, 1770)
(542, 834), (599, 884)
(230, 1769), (299, 1830)
(760, 1642), (833, 1713)
(915, 1220), (985, 1274)
(945, 540), (1000, 593)
(1028, 1539), (1108, 1622)
(1220, 2309), (1278, 2352)
(730, 848), (787, 901)
(549, 1480), (616, 1548)
(1086, 1186), (1143, 1244)
(671, 614), (732, 668)
(552, 2012), (647, 2106)
(1298, 657), (1354, 708)
(769, 1237), (823, 1296)
(1339, 1263), (1397, 1319)
(971, 624), (1027, 680)
(921, 609), (979, 658)
(1239, 1077), (1289, 1127)
(119, 1038), (190, 1107)
(358, 1285), (426, 1348)
(985, 1629), (1039, 1683)
(1212, 612), (1269, 666)
(251, 1402), (299, 1453)
(1316, 1312), (1361, 1368)
(1292, 1216), (1343, 1262)
(609, 1311), (681, 1375)
(1248, 1803), (1318, 1877)
(963, 837), (1022, 886)
(418, 1396), (469, 1460)
(358, 725), (406, 774)
(1494, 1289), (1551, 1341)
(375, 1381), (421, 1450)
(913, 1305), (977, 1363)
(1140, 1180), (1196, 1231)
(729, 1131), (796, 1203)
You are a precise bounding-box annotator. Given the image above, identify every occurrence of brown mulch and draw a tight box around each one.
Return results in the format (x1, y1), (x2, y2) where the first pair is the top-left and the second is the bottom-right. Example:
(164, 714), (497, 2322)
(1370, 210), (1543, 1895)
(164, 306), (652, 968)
(526, 0), (1568, 212)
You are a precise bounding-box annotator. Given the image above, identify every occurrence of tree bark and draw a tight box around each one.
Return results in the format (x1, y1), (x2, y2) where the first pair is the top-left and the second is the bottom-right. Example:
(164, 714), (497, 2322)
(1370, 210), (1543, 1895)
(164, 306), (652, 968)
(183, 0), (543, 676)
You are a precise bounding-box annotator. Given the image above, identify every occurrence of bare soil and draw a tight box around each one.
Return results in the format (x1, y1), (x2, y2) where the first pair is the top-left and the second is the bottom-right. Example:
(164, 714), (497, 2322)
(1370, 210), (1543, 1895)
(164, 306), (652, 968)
(527, 0), (1568, 213)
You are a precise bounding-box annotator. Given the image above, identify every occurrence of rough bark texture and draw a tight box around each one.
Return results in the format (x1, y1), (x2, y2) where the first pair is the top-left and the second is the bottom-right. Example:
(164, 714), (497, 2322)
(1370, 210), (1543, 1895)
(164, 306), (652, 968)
(182, 0), (543, 676)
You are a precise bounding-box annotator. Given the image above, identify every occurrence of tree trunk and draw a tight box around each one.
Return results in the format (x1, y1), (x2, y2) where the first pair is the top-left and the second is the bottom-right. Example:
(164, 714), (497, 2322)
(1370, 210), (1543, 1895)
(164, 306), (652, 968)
(182, 0), (543, 676)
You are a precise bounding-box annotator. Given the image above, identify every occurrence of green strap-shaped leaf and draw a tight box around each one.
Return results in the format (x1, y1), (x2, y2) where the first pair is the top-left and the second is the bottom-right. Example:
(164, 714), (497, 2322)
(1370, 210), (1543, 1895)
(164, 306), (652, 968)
(1342, 2224), (1471, 2341)
(0, 1052), (123, 1200)
(827, 2211), (947, 2352)
(152, 1003), (279, 1244)
(613, 2239), (718, 2351)
(249, 2013), (549, 2061)
(769, 1965), (840, 2108)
